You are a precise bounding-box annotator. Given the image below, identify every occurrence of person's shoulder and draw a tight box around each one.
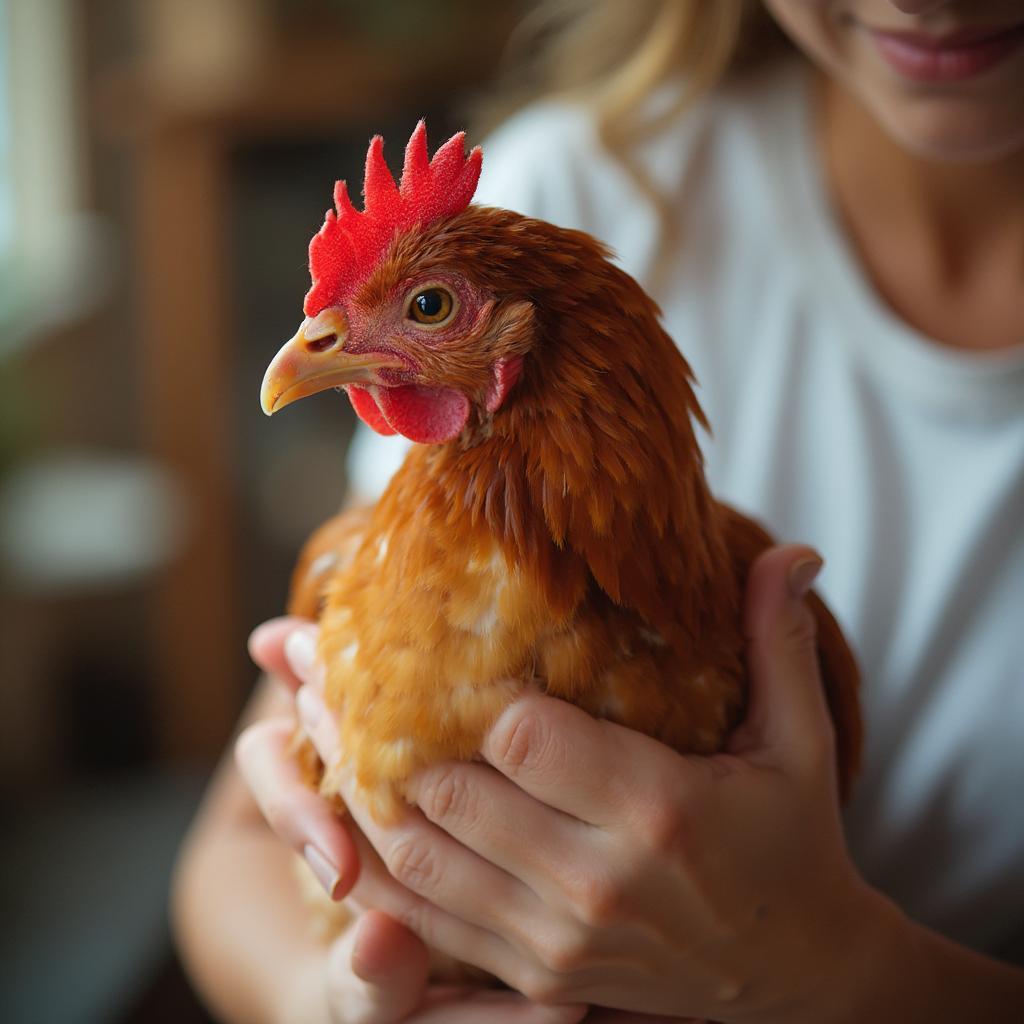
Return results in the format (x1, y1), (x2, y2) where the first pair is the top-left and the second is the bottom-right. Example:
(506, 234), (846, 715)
(473, 60), (808, 237)
(481, 98), (594, 158)
(474, 99), (610, 224)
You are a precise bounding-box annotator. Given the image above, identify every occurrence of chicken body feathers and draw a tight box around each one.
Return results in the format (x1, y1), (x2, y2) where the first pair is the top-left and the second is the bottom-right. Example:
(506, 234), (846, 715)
(286, 206), (862, 821)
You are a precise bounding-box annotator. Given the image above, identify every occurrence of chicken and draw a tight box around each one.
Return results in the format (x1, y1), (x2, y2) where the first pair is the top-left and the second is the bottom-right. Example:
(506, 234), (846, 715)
(261, 122), (862, 824)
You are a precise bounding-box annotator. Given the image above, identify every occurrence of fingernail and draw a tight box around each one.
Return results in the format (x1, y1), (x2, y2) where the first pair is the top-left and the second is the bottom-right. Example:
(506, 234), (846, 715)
(285, 627), (317, 678)
(303, 843), (342, 900)
(788, 555), (824, 598)
(296, 685), (323, 730)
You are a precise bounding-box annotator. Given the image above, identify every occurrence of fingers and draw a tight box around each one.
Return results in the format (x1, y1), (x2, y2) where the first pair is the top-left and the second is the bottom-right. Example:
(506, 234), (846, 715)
(329, 767), (549, 964)
(322, 909), (586, 1024)
(297, 682), (341, 764)
(294, 669), (582, 990)
(344, 825), (524, 990)
(323, 910), (430, 1024)
(284, 624), (326, 687)
(294, 684), (551, 938)
(248, 617), (318, 692)
(733, 544), (836, 778)
(247, 624), (586, 1017)
(331, 911), (586, 1024)
(286, 681), (524, 982)
(481, 691), (672, 828)
(407, 760), (601, 905)
(403, 993), (588, 1024)
(234, 716), (358, 900)
(407, 989), (588, 1024)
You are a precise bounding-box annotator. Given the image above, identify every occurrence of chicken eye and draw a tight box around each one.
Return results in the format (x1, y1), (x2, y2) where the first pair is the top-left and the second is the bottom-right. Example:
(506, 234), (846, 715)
(408, 287), (454, 325)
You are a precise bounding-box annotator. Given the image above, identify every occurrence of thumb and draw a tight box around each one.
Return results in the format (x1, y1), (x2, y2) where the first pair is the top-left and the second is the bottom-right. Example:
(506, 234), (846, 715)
(728, 545), (836, 777)
(324, 910), (430, 1023)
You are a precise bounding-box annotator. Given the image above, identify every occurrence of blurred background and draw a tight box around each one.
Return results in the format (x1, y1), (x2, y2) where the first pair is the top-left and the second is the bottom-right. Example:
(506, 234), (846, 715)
(0, 1), (524, 1019)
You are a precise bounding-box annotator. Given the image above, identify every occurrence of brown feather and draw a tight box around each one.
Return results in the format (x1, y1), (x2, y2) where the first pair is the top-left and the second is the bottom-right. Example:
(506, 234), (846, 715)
(288, 505), (373, 619)
(288, 206), (862, 821)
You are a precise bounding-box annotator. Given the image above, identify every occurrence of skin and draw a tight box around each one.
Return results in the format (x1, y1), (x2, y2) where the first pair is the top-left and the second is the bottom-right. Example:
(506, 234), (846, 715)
(173, 1), (1024, 1020)
(173, 619), (588, 1024)
(767, 0), (1024, 161)
(245, 551), (871, 1023)
(766, 0), (1024, 352)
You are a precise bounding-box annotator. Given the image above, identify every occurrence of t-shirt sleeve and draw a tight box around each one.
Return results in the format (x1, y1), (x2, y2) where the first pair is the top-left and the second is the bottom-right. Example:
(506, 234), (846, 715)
(473, 104), (584, 218)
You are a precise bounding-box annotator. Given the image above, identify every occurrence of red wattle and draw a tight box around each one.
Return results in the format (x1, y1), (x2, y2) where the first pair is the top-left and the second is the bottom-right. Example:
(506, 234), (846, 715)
(377, 384), (470, 444)
(346, 385), (396, 436)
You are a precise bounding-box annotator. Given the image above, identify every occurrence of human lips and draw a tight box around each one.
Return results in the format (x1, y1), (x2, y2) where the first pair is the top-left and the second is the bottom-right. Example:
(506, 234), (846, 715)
(867, 21), (1024, 82)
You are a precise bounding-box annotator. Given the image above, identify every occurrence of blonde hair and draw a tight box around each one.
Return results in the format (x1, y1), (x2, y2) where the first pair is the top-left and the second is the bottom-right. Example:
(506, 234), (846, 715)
(475, 1), (790, 284)
(481, 1), (783, 144)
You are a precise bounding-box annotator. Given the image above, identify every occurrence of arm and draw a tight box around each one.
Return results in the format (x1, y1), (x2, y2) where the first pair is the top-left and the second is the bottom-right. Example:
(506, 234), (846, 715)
(870, 917), (1024, 1023)
(269, 547), (1024, 1023)
(171, 668), (347, 1024)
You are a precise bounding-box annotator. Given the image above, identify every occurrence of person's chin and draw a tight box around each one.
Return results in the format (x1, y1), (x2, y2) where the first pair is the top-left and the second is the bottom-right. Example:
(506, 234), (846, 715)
(871, 94), (1024, 163)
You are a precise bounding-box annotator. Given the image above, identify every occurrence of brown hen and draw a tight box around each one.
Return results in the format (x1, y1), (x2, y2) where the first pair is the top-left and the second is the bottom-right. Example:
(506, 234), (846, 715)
(262, 123), (862, 824)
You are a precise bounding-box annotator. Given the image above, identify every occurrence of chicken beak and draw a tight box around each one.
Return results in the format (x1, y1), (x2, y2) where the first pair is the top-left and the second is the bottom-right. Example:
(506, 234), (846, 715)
(260, 308), (403, 416)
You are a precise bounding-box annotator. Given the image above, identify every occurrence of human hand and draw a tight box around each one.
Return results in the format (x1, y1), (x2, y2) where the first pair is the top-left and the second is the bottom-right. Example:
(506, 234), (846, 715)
(285, 546), (893, 1023)
(283, 907), (592, 1024)
(238, 619), (587, 1024)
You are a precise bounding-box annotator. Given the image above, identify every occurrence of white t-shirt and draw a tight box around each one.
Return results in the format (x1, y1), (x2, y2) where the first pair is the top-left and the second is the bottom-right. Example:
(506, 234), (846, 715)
(349, 62), (1024, 956)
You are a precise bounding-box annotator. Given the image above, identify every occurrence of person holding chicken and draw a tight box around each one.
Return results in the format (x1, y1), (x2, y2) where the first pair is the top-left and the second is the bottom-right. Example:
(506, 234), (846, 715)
(174, 1), (1024, 1022)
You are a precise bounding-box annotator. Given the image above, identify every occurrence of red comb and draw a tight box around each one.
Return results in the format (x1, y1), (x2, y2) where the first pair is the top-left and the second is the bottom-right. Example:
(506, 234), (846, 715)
(304, 121), (482, 316)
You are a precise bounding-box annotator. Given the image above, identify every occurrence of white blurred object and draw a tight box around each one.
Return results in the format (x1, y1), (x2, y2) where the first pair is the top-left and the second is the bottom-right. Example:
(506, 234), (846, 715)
(4, 0), (80, 259)
(0, 212), (120, 359)
(0, 0), (119, 355)
(0, 451), (188, 592)
(346, 421), (412, 503)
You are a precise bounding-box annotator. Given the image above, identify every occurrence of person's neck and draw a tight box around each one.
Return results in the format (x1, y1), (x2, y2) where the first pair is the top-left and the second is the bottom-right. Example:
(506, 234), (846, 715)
(815, 71), (1024, 351)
